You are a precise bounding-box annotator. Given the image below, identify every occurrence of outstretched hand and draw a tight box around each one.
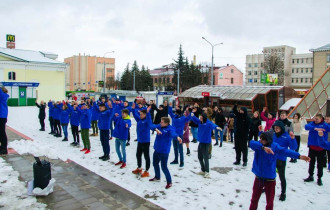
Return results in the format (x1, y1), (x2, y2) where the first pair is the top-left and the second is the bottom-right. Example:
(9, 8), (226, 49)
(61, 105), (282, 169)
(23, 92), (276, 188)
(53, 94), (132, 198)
(155, 128), (162, 135)
(300, 155), (310, 162)
(147, 105), (151, 113)
(317, 130), (324, 136)
(258, 125), (263, 132)
(115, 113), (119, 117)
(132, 103), (136, 109)
(264, 147), (274, 155)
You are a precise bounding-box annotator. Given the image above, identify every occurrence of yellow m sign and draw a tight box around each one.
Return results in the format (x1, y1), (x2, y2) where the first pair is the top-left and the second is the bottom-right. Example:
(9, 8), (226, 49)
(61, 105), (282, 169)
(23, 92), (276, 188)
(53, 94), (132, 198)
(6, 34), (15, 42)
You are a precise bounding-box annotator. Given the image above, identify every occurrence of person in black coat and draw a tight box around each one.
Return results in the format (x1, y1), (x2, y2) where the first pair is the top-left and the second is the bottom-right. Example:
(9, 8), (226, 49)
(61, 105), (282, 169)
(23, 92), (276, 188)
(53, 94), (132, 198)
(249, 111), (261, 143)
(36, 100), (46, 131)
(153, 104), (167, 124)
(232, 104), (251, 166)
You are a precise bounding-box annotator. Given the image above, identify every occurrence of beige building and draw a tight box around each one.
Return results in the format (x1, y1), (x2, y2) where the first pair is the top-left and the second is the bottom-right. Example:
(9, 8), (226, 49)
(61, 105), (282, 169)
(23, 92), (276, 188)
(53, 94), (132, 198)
(310, 44), (330, 85)
(64, 54), (115, 91)
(246, 45), (314, 89)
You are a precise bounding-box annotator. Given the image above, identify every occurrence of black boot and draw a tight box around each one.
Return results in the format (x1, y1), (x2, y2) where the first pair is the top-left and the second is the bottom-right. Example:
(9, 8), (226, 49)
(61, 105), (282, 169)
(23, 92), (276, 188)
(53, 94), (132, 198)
(317, 178), (323, 186)
(187, 148), (190, 156)
(214, 142), (218, 146)
(208, 154), (212, 159)
(233, 161), (240, 165)
(220, 142), (222, 147)
(170, 160), (178, 164)
(279, 193), (286, 201)
(102, 155), (110, 161)
(304, 176), (314, 182)
(99, 155), (105, 159)
(62, 137), (68, 141)
(242, 162), (247, 167)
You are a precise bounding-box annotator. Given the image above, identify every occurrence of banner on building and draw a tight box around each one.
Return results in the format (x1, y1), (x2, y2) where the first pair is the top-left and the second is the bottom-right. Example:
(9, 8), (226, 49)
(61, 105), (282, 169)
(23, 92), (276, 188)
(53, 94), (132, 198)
(260, 73), (278, 84)
(98, 81), (104, 87)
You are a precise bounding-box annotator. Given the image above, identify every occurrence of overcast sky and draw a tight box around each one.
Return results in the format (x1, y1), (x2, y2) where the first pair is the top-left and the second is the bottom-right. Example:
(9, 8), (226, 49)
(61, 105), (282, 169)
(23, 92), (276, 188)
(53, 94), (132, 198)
(1, 0), (329, 76)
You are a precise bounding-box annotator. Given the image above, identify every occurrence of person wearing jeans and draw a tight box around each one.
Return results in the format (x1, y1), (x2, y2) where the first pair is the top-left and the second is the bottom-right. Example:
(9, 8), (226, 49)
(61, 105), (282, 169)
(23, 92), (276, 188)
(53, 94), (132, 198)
(149, 117), (182, 189)
(115, 139), (127, 163)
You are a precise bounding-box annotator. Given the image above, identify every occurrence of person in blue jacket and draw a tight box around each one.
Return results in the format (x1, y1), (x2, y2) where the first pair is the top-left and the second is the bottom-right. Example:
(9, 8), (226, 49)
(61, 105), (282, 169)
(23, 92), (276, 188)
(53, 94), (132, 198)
(80, 103), (92, 154)
(90, 102), (99, 137)
(249, 132), (310, 210)
(49, 101), (62, 137)
(58, 102), (71, 142)
(149, 117), (182, 189)
(131, 106), (153, 177)
(0, 87), (9, 156)
(113, 109), (131, 169)
(270, 121), (297, 201)
(168, 103), (191, 168)
(67, 101), (81, 146)
(122, 100), (133, 146)
(304, 114), (328, 186)
(93, 99), (113, 161)
(47, 100), (55, 134)
(190, 111), (221, 178)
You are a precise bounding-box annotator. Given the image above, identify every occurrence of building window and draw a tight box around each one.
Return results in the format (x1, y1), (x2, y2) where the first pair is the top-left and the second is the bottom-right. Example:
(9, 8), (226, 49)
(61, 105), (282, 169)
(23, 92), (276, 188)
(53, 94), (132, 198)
(305, 78), (308, 83)
(301, 69), (303, 73)
(220, 73), (223, 79)
(248, 63), (252, 68)
(231, 78), (234, 84)
(327, 54), (330, 62)
(311, 68), (313, 72)
(301, 78), (303, 83)
(260, 63), (263, 67)
(306, 68), (308, 73)
(306, 58), (309, 63)
(8, 72), (16, 80)
(248, 71), (252, 75)
(167, 78), (170, 83)
(106, 68), (112, 73)
(254, 78), (258, 83)
(155, 78), (157, 83)
(292, 78), (294, 83)
(292, 68), (294, 73)
(254, 63), (258, 67)
(231, 69), (234, 73)
(301, 59), (304, 63)
(296, 69), (298, 73)
(296, 78), (298, 83)
(297, 59), (299, 63)
(292, 59), (294, 64)
(310, 78), (312, 83)
(254, 71), (258, 75)
(172, 78), (175, 83)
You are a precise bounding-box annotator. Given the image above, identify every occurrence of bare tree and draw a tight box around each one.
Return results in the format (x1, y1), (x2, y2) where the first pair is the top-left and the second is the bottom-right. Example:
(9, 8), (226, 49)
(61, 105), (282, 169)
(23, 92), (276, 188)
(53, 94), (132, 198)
(263, 53), (284, 85)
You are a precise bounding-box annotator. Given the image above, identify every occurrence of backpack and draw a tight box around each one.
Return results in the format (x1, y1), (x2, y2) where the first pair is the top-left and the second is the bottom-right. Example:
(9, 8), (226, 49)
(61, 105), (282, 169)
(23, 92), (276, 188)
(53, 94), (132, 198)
(229, 118), (235, 129)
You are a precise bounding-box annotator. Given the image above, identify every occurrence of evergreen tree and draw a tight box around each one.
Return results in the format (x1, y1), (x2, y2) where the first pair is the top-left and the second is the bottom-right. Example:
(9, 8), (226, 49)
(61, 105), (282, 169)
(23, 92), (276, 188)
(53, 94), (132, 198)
(120, 63), (132, 90)
(131, 60), (140, 91)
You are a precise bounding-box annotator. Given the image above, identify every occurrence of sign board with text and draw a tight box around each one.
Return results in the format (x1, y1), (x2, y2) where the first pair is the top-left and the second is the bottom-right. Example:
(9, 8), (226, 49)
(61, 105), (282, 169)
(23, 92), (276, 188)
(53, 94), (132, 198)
(202, 92), (210, 97)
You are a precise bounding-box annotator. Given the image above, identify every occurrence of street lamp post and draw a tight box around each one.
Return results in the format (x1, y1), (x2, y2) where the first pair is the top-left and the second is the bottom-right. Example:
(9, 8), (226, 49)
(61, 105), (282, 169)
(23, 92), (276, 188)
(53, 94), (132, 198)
(202, 37), (223, 85)
(103, 51), (115, 93)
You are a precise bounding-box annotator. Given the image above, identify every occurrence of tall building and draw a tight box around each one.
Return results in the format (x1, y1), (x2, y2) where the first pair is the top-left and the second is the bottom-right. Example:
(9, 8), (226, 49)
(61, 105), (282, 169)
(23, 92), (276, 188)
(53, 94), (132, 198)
(64, 54), (115, 91)
(310, 44), (330, 85)
(245, 45), (313, 89)
(0, 47), (67, 104)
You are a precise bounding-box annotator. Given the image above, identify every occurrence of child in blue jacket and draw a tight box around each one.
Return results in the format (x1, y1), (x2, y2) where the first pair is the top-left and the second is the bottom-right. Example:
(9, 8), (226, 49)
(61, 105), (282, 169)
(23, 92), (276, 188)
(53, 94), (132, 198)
(68, 101), (81, 146)
(113, 109), (131, 169)
(191, 112), (221, 178)
(149, 117), (182, 189)
(90, 102), (99, 137)
(131, 106), (153, 177)
(249, 132), (309, 210)
(93, 100), (113, 161)
(58, 102), (71, 142)
(80, 103), (92, 154)
(168, 104), (191, 168)
(49, 101), (62, 137)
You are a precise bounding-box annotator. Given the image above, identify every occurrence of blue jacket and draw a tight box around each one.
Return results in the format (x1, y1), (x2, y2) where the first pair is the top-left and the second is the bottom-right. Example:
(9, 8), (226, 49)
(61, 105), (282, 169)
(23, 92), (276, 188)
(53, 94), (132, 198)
(91, 103), (100, 121)
(112, 103), (123, 117)
(272, 121), (297, 161)
(80, 109), (92, 129)
(168, 106), (191, 136)
(47, 101), (54, 118)
(113, 116), (131, 140)
(152, 124), (178, 154)
(191, 115), (217, 143)
(68, 104), (81, 126)
(250, 140), (300, 180)
(93, 102), (112, 130)
(318, 135), (330, 150)
(305, 121), (329, 147)
(51, 104), (61, 120)
(58, 104), (71, 124)
(132, 109), (153, 143)
(0, 90), (9, 118)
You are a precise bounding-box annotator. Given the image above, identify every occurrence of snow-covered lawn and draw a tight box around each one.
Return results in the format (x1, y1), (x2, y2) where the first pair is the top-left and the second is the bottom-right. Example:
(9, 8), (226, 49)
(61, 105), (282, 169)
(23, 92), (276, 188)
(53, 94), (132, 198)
(6, 107), (330, 210)
(0, 157), (46, 210)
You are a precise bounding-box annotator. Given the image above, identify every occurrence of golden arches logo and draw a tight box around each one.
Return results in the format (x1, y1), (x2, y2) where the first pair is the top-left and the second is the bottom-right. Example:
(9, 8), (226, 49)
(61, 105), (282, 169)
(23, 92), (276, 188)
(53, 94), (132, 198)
(6, 34), (15, 42)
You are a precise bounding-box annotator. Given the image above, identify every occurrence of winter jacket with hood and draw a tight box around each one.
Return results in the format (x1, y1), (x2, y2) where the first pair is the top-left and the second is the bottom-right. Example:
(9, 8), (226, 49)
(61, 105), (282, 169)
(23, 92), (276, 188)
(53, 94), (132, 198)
(271, 121), (297, 161)
(168, 106), (191, 136)
(250, 131), (300, 180)
(233, 105), (250, 140)
(132, 109), (153, 143)
(191, 114), (218, 144)
(305, 121), (329, 147)
(260, 111), (276, 131)
(113, 115), (131, 140)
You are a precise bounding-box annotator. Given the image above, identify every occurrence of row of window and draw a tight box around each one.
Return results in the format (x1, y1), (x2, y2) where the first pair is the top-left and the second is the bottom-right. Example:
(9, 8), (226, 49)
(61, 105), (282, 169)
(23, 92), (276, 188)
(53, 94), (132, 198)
(292, 68), (313, 74)
(248, 79), (258, 83)
(292, 58), (313, 64)
(8, 72), (16, 80)
(247, 63), (263, 68)
(154, 77), (173, 83)
(292, 78), (312, 84)
(247, 71), (261, 75)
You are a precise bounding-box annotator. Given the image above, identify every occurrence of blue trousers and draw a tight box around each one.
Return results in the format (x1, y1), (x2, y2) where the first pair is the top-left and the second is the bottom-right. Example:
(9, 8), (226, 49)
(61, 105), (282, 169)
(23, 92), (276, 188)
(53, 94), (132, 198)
(215, 128), (223, 144)
(172, 137), (184, 163)
(153, 151), (171, 183)
(191, 127), (198, 140)
(115, 138), (127, 163)
(100, 130), (110, 156)
(62, 124), (68, 138)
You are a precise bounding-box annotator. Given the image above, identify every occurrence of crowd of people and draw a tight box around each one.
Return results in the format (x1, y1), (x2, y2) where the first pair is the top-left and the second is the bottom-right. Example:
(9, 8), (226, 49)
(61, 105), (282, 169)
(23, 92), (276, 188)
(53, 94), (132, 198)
(0, 87), (329, 209)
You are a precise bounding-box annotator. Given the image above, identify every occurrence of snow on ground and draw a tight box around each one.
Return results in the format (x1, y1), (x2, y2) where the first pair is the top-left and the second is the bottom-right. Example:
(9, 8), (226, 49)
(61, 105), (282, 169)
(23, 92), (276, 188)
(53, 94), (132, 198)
(0, 157), (46, 210)
(6, 107), (330, 210)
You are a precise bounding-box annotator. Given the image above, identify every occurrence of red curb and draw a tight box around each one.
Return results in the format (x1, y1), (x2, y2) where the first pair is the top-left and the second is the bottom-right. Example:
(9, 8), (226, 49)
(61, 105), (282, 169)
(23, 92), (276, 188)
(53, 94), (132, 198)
(7, 125), (33, 141)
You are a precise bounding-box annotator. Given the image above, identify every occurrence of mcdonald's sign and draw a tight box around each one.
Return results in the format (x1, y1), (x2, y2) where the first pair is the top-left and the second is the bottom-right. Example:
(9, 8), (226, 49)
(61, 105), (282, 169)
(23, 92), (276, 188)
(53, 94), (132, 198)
(6, 34), (15, 42)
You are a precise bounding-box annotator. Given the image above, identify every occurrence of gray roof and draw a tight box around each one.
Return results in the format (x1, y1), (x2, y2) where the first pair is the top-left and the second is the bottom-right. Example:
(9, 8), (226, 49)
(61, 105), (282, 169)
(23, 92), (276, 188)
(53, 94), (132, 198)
(310, 44), (330, 52)
(0, 47), (65, 65)
(179, 85), (283, 100)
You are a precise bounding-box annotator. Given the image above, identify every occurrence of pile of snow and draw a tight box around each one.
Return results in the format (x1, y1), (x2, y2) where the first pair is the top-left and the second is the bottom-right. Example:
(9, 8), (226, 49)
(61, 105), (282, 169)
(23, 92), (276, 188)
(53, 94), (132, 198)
(7, 107), (330, 209)
(0, 158), (46, 210)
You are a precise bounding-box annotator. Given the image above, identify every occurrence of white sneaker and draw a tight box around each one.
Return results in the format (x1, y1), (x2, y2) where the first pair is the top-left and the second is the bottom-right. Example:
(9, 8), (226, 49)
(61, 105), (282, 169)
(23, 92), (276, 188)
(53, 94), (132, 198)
(204, 172), (210, 178)
(197, 171), (205, 175)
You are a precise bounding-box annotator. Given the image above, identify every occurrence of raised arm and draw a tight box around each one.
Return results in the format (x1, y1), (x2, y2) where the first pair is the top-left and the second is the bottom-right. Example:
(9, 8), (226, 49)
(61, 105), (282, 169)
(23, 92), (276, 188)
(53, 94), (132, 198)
(305, 121), (316, 131)
(168, 106), (175, 118)
(232, 104), (239, 116)
(132, 109), (140, 122)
